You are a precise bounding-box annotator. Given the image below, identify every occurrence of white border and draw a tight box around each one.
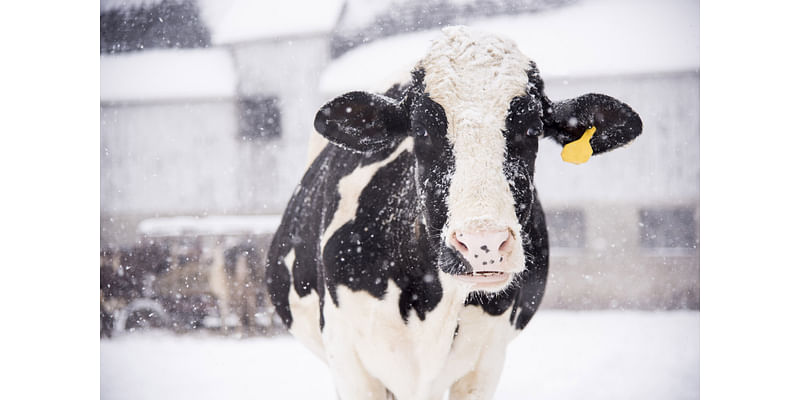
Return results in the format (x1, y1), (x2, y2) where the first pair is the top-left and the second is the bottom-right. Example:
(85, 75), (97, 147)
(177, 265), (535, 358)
(1, 2), (97, 399)
(701, 1), (800, 398)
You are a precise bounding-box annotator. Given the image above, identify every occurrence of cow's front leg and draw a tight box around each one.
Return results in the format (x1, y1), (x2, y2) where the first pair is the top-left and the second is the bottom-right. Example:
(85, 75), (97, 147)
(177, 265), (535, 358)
(448, 339), (507, 400)
(326, 343), (388, 400)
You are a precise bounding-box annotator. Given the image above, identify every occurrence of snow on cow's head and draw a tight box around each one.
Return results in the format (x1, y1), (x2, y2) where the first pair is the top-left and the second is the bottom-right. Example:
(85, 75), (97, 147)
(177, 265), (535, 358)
(314, 26), (642, 293)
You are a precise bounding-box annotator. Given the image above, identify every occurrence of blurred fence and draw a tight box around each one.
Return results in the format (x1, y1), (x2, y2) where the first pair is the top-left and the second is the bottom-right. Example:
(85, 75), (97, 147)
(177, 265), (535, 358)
(100, 216), (285, 338)
(100, 211), (698, 338)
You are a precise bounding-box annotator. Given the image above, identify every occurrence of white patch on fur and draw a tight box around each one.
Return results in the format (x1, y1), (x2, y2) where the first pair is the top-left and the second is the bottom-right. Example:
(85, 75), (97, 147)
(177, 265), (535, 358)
(283, 249), (295, 274)
(442, 305), (518, 399)
(320, 288), (389, 399)
(419, 26), (530, 275)
(317, 271), (518, 400)
(320, 139), (414, 249)
(322, 274), (474, 399)
(283, 249), (326, 361)
(305, 131), (328, 167)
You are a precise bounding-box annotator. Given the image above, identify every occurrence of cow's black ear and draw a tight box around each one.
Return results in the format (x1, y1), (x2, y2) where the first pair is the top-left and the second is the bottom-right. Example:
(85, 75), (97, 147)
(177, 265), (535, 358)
(314, 91), (409, 153)
(543, 93), (642, 156)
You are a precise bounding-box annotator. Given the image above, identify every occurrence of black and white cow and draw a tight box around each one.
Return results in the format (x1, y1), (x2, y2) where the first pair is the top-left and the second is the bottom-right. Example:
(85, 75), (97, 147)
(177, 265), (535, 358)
(266, 26), (642, 400)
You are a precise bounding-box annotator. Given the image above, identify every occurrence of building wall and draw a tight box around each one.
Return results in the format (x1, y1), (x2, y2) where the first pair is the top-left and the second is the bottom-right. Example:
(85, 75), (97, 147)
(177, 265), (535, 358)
(101, 36), (332, 247)
(542, 203), (699, 310)
(230, 36), (334, 210)
(101, 101), (239, 216)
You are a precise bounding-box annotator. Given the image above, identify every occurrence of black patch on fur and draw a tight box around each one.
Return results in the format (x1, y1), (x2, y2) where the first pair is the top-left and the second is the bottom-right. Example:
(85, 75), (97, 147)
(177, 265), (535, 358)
(439, 245), (472, 276)
(532, 60), (642, 155)
(266, 143), (398, 330)
(314, 91), (409, 153)
(544, 93), (642, 154)
(268, 69), (455, 326)
(323, 151), (443, 323)
(406, 70), (464, 277)
(510, 192), (549, 329)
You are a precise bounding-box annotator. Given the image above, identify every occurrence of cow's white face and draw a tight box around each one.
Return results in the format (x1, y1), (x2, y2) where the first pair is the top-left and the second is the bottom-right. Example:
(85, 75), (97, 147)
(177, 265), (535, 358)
(414, 27), (534, 291)
(314, 26), (642, 294)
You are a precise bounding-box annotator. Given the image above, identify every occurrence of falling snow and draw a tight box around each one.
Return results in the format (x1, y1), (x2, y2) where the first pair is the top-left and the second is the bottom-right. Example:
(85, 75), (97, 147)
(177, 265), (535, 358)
(100, 0), (699, 399)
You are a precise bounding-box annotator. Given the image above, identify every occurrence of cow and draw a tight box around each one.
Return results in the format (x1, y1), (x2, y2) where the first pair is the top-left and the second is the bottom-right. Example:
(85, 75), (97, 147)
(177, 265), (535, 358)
(265, 26), (642, 400)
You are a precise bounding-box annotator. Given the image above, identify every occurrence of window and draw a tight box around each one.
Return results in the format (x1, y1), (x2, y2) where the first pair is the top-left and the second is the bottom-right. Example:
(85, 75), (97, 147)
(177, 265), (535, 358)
(238, 96), (282, 140)
(639, 207), (698, 249)
(546, 209), (585, 248)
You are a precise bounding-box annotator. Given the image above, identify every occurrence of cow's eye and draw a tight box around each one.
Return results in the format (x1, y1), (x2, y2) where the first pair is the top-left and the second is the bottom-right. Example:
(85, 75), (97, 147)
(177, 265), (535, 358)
(414, 126), (429, 137)
(526, 127), (541, 137)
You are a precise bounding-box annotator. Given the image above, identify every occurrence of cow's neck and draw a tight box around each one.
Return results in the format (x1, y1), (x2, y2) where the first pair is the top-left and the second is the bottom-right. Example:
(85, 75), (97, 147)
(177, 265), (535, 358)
(392, 271), (472, 394)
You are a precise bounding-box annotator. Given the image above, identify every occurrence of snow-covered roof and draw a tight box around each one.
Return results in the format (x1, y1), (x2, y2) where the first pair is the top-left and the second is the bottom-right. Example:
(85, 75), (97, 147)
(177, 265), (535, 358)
(336, 0), (397, 31)
(101, 0), (344, 45)
(198, 0), (345, 45)
(320, 0), (699, 94)
(100, 0), (165, 13)
(137, 215), (283, 237)
(100, 48), (237, 103)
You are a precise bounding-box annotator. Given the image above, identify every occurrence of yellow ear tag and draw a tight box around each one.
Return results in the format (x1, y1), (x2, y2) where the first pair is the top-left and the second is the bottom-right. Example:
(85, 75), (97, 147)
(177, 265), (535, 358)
(561, 126), (596, 165)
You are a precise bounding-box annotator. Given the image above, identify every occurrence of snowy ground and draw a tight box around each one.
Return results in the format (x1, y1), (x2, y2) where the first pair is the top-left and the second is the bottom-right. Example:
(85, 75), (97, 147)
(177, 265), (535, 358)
(100, 310), (698, 399)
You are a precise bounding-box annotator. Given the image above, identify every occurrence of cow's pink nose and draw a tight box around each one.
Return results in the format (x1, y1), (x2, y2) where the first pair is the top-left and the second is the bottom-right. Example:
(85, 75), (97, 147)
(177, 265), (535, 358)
(450, 229), (513, 268)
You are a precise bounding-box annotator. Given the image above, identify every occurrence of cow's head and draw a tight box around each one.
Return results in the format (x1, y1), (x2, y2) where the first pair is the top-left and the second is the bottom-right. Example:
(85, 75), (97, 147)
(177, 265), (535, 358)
(314, 27), (642, 293)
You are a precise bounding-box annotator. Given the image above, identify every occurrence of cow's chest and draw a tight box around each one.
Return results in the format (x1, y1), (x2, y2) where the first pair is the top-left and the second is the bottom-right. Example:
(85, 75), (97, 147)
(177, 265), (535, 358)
(319, 271), (517, 399)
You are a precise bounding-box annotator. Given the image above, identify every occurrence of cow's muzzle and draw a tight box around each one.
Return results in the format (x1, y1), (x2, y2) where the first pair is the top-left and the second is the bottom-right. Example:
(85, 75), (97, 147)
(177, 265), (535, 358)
(447, 227), (517, 288)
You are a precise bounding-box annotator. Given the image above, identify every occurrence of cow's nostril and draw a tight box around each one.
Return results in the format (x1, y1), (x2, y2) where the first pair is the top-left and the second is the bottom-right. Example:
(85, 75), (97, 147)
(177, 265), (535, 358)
(451, 232), (469, 252)
(499, 229), (514, 252)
